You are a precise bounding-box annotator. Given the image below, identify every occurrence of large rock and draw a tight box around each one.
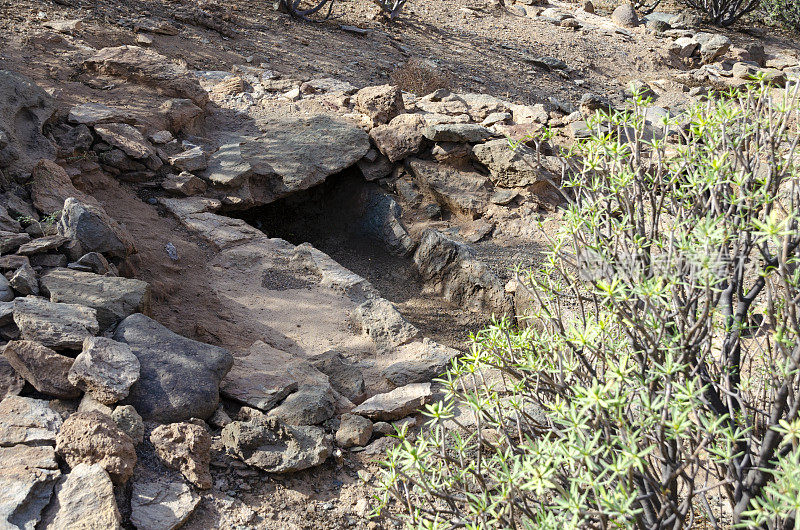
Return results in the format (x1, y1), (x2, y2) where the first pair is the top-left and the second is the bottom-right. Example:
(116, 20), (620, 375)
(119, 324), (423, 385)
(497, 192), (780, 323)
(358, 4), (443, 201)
(84, 46), (208, 107)
(0, 395), (63, 447)
(55, 411), (137, 484)
(407, 159), (489, 219)
(382, 339), (459, 387)
(112, 313), (233, 422)
(369, 113), (426, 162)
(57, 198), (136, 259)
(67, 337), (140, 404)
(40, 268), (151, 330)
(611, 3), (639, 27)
(39, 463), (122, 529)
(0, 70), (56, 180)
(111, 405), (144, 445)
(0, 444), (61, 530)
(94, 123), (156, 160)
(3, 340), (80, 398)
(0, 356), (24, 400)
(351, 382), (432, 421)
(13, 297), (99, 349)
(9, 263), (38, 296)
(29, 160), (96, 216)
(268, 386), (336, 426)
(150, 420), (212, 489)
(355, 84), (405, 125)
(0, 275), (14, 303)
(68, 102), (133, 126)
(414, 230), (511, 316)
(220, 343), (299, 412)
(694, 32), (732, 62)
(353, 297), (420, 352)
(0, 231), (30, 256)
(356, 186), (416, 256)
(16, 235), (70, 256)
(422, 123), (493, 143)
(335, 413), (373, 448)
(221, 410), (332, 473)
(309, 350), (366, 403)
(130, 472), (201, 530)
(472, 139), (560, 187)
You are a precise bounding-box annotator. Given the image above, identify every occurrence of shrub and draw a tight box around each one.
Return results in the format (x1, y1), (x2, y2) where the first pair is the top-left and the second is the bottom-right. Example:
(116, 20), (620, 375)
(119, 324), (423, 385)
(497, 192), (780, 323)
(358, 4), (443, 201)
(374, 82), (800, 528)
(389, 58), (451, 97)
(760, 0), (800, 31)
(681, 0), (760, 26)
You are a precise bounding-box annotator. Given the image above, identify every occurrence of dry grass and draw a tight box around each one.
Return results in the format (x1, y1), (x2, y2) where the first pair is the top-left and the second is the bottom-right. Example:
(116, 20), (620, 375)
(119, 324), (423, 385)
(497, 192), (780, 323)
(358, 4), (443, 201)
(389, 58), (452, 96)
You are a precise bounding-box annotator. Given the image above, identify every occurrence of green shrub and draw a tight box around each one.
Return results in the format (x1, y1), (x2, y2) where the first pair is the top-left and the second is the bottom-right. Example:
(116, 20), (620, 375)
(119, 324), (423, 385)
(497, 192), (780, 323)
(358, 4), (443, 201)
(374, 82), (800, 528)
(760, 0), (800, 31)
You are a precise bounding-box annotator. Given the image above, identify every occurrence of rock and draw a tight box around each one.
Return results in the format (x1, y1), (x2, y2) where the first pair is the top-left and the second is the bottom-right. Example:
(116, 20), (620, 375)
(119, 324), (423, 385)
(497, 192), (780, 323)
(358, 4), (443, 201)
(382, 339), (459, 387)
(336, 414), (373, 448)
(354, 84), (405, 125)
(58, 198), (136, 259)
(357, 187), (416, 256)
(84, 46), (208, 107)
(9, 264), (38, 296)
(611, 3), (639, 27)
(16, 235), (69, 256)
(0, 254), (29, 271)
(130, 472), (201, 530)
(150, 130), (173, 144)
(113, 313), (233, 422)
(0, 207), (21, 234)
(373, 421), (393, 435)
(0, 444), (61, 530)
(490, 188), (519, 205)
(694, 33), (732, 63)
(0, 395), (63, 446)
(162, 172), (207, 198)
(13, 297), (98, 349)
(762, 68), (788, 87)
(472, 139), (559, 187)
(0, 357), (24, 400)
(221, 411), (332, 473)
(77, 394), (113, 416)
(68, 252), (112, 275)
(39, 463), (122, 529)
(0, 231), (31, 255)
(670, 11), (701, 29)
(239, 115), (370, 199)
(55, 411), (137, 484)
(40, 268), (151, 330)
(582, 0), (595, 12)
(111, 405), (144, 445)
(309, 351), (366, 404)
(413, 229), (511, 316)
(0, 70), (55, 180)
(209, 406), (232, 428)
(354, 298), (420, 352)
(268, 386), (336, 426)
(30, 160), (96, 215)
(94, 123), (156, 160)
(168, 147), (208, 172)
(407, 159), (489, 219)
(159, 98), (204, 133)
(422, 123), (493, 143)
(524, 56), (569, 71)
(357, 153), (394, 181)
(0, 275), (13, 303)
(67, 337), (140, 404)
(732, 61), (760, 79)
(150, 421), (212, 489)
(220, 344), (300, 413)
(3, 340), (80, 398)
(351, 383), (432, 421)
(68, 103), (132, 126)
(369, 113), (426, 162)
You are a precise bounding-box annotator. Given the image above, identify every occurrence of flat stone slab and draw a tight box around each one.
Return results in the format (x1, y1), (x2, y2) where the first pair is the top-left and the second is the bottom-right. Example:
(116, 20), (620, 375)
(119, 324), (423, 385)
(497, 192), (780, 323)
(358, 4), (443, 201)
(352, 382), (432, 421)
(13, 297), (99, 350)
(130, 471), (200, 530)
(0, 395), (63, 447)
(220, 342), (299, 412)
(0, 444), (61, 530)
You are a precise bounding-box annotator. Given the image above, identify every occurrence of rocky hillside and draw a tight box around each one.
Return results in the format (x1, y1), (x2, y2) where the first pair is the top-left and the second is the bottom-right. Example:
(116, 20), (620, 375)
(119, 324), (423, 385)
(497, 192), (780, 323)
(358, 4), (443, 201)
(0, 0), (798, 528)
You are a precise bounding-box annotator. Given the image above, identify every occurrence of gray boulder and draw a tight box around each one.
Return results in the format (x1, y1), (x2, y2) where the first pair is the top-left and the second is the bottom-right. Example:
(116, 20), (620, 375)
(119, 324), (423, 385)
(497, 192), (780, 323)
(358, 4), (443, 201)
(3, 340), (80, 398)
(382, 339), (460, 387)
(611, 3), (640, 27)
(422, 123), (493, 143)
(113, 313), (233, 422)
(130, 471), (201, 530)
(472, 139), (560, 187)
(407, 159), (490, 219)
(267, 386), (336, 426)
(58, 198), (136, 259)
(0, 395), (63, 447)
(0, 356), (24, 400)
(40, 268), (151, 330)
(9, 264), (38, 296)
(68, 337), (140, 405)
(309, 350), (366, 404)
(0, 274), (15, 302)
(353, 298), (420, 352)
(0, 444), (61, 530)
(13, 297), (99, 349)
(39, 463), (122, 530)
(351, 382), (432, 421)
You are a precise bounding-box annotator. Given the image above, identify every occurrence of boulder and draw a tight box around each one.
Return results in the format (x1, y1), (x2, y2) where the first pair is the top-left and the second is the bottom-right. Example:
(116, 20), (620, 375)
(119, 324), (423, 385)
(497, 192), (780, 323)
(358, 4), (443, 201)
(0, 275), (13, 302)
(150, 420), (212, 489)
(68, 252), (113, 275)
(368, 114), (426, 162)
(30, 160), (96, 216)
(3, 340), (80, 398)
(159, 98), (204, 133)
(13, 297), (99, 349)
(84, 46), (208, 107)
(111, 405), (144, 445)
(407, 158), (489, 219)
(694, 33), (732, 62)
(0, 357), (24, 400)
(16, 235), (69, 256)
(0, 444), (61, 530)
(422, 123), (493, 143)
(40, 268), (151, 330)
(113, 313), (233, 422)
(67, 337), (140, 404)
(221, 410), (332, 473)
(163, 172), (208, 196)
(354, 84), (405, 125)
(0, 231), (31, 255)
(220, 343), (299, 412)
(94, 123), (156, 160)
(130, 472), (201, 530)
(57, 198), (136, 259)
(309, 350), (366, 403)
(414, 229), (511, 316)
(0, 206), (21, 233)
(472, 138), (560, 187)
(0, 395), (63, 447)
(335, 414), (373, 448)
(268, 386), (336, 426)
(9, 264), (38, 296)
(168, 147), (208, 173)
(351, 382), (432, 421)
(382, 339), (459, 387)
(39, 463), (122, 529)
(353, 297), (420, 352)
(356, 187), (416, 256)
(55, 411), (137, 484)
(611, 3), (639, 27)
(0, 70), (55, 180)
(68, 102), (133, 126)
